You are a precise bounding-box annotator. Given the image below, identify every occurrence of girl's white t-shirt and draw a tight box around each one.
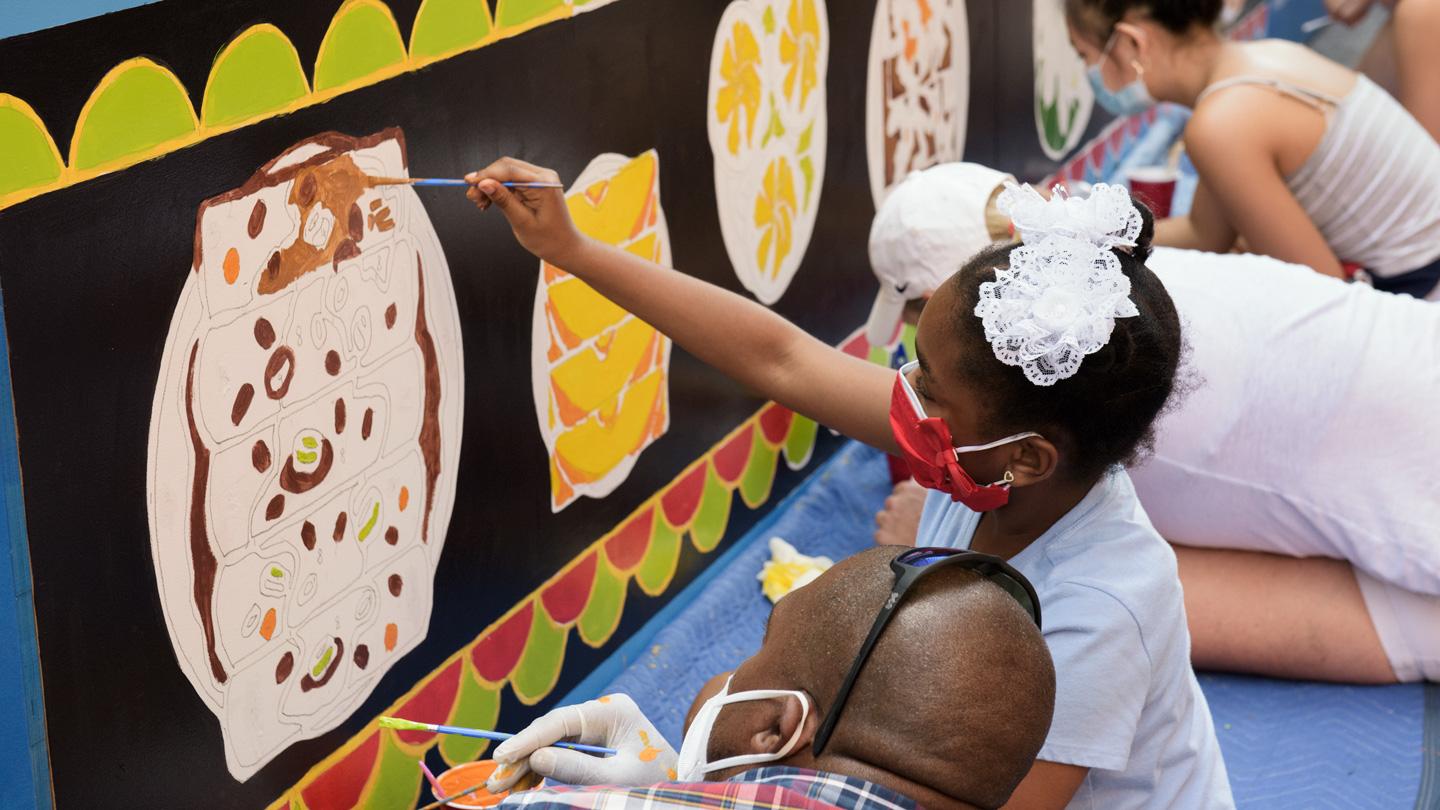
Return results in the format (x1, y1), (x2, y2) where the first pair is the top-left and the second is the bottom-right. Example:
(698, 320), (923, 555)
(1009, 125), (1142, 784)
(916, 471), (1234, 809)
(1136, 248), (1440, 595)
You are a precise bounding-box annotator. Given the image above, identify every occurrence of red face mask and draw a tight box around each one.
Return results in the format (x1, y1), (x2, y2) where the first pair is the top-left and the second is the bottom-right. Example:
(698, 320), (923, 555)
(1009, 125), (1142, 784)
(889, 361), (1038, 511)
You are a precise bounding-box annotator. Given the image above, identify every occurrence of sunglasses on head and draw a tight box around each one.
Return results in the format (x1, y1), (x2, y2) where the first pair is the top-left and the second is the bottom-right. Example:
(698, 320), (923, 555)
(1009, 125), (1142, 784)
(811, 547), (1042, 756)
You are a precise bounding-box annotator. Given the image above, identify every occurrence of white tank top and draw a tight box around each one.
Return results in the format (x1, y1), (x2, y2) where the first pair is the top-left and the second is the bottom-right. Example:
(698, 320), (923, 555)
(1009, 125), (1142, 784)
(1130, 248), (1440, 594)
(1197, 75), (1440, 277)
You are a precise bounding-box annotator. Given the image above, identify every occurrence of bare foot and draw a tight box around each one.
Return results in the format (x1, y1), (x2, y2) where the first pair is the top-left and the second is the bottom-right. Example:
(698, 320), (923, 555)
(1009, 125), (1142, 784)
(874, 480), (926, 546)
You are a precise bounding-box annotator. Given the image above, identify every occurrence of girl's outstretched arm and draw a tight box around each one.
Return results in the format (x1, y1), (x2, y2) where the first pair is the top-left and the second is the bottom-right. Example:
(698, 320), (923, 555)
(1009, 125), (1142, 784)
(467, 157), (898, 454)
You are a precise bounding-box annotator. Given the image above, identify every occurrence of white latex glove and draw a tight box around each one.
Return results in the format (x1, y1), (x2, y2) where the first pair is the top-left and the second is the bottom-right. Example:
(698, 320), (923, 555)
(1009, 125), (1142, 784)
(486, 693), (679, 791)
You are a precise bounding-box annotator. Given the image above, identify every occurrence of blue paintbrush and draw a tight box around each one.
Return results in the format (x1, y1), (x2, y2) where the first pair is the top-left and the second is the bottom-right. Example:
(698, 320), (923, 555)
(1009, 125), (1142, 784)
(368, 176), (563, 189)
(379, 716), (617, 756)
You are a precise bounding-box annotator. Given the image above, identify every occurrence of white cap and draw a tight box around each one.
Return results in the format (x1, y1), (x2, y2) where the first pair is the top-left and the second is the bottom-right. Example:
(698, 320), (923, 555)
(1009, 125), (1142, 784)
(865, 162), (1015, 347)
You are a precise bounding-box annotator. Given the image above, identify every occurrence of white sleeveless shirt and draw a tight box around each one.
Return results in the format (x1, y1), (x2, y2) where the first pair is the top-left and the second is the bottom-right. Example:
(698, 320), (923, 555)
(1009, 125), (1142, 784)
(1197, 75), (1440, 278)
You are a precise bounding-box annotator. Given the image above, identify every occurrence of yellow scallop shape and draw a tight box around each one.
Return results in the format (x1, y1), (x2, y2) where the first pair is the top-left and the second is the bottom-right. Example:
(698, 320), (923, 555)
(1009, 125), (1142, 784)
(410, 0), (495, 61)
(0, 94), (64, 199)
(70, 57), (198, 172)
(313, 0), (409, 93)
(201, 24), (310, 129)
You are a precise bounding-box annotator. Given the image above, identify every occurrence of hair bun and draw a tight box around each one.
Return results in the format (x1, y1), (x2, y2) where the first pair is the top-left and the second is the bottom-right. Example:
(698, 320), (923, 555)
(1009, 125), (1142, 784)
(1124, 194), (1156, 265)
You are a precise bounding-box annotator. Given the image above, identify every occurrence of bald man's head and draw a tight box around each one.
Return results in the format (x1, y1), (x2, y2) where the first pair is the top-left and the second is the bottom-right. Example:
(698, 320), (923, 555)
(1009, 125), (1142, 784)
(698, 547), (1054, 810)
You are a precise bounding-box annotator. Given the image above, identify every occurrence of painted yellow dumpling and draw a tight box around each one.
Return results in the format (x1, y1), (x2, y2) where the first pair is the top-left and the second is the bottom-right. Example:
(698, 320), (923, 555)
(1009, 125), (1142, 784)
(532, 151), (673, 511)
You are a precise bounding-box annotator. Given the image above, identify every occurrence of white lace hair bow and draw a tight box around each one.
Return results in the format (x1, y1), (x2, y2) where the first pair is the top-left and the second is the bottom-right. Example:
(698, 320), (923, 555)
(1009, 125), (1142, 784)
(974, 183), (1142, 387)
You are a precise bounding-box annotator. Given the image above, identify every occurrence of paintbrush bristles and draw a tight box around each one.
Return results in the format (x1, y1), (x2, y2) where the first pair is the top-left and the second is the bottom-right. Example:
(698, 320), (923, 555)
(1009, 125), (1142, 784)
(378, 715), (432, 731)
(366, 176), (416, 186)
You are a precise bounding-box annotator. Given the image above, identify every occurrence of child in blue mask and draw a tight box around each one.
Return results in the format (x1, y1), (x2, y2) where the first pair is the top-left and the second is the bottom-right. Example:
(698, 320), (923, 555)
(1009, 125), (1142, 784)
(1066, 0), (1440, 299)
(464, 160), (1232, 808)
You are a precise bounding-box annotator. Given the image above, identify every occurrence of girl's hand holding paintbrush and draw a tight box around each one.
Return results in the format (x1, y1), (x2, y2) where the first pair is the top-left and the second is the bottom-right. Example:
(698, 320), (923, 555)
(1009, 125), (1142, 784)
(485, 694), (679, 792)
(465, 159), (587, 268)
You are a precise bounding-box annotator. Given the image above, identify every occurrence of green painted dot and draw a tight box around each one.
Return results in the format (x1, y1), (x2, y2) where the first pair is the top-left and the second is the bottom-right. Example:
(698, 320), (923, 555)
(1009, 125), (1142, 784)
(358, 502), (380, 541)
(312, 646), (334, 678)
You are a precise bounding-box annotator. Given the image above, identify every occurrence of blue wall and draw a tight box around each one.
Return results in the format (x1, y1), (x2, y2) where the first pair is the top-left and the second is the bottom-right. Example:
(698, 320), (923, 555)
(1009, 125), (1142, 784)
(0, 0), (158, 40)
(0, 284), (50, 808)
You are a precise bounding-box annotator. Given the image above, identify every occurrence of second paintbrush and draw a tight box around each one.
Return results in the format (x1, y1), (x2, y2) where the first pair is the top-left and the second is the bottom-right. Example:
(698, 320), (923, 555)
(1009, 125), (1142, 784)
(368, 176), (564, 189)
(379, 716), (617, 756)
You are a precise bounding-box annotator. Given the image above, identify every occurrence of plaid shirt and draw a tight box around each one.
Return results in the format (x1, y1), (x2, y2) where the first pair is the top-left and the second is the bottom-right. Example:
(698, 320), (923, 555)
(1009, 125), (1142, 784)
(497, 767), (920, 810)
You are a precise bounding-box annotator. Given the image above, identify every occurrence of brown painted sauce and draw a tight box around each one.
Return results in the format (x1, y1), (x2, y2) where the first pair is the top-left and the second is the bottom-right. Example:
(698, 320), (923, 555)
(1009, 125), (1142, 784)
(414, 257), (442, 543)
(258, 155), (369, 295)
(184, 343), (227, 684)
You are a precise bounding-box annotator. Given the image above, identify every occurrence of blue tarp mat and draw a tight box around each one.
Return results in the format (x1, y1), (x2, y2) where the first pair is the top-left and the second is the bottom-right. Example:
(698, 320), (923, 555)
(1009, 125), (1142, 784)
(569, 442), (1432, 808)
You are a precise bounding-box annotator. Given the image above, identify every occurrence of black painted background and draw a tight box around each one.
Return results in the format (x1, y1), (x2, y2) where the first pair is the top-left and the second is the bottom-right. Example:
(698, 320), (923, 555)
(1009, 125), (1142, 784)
(0, 0), (1108, 806)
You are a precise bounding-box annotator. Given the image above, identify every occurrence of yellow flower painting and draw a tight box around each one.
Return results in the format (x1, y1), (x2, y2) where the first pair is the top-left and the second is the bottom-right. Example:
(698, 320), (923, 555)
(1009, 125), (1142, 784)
(716, 22), (763, 156)
(754, 156), (797, 278)
(707, 0), (828, 305)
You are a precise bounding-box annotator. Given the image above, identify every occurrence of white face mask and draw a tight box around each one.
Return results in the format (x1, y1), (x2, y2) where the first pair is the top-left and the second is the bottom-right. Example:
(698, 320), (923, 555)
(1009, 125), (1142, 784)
(675, 676), (811, 782)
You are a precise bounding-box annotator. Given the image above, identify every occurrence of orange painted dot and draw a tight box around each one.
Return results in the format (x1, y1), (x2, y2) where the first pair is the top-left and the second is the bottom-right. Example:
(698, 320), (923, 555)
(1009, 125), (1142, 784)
(260, 608), (277, 640)
(384, 622), (399, 651)
(223, 247), (241, 285)
(667, 768), (677, 781)
(597, 695), (612, 704)
(398, 486), (410, 511)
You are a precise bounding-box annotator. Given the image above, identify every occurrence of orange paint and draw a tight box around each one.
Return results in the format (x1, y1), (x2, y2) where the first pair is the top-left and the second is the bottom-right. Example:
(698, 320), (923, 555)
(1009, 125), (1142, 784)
(398, 486), (410, 511)
(433, 760), (536, 808)
(260, 607), (277, 640)
(584, 179), (608, 207)
(917, 0), (934, 26)
(636, 730), (663, 763)
(667, 768), (678, 781)
(384, 622), (398, 651)
(597, 695), (612, 703)
(223, 247), (241, 284)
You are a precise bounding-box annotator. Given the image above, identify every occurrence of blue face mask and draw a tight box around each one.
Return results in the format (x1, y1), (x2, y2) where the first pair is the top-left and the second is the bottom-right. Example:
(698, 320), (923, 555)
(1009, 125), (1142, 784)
(1086, 31), (1155, 117)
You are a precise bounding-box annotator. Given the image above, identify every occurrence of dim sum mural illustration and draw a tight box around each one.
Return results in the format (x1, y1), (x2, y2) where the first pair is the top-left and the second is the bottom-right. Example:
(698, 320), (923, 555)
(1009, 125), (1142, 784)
(1033, 0), (1094, 160)
(0, 0), (1182, 806)
(531, 151), (673, 512)
(146, 129), (465, 780)
(707, 0), (829, 305)
(865, 0), (971, 207)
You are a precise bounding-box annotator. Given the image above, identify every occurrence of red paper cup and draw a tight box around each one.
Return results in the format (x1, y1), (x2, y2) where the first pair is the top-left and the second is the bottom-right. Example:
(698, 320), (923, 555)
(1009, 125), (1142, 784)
(1127, 166), (1178, 219)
